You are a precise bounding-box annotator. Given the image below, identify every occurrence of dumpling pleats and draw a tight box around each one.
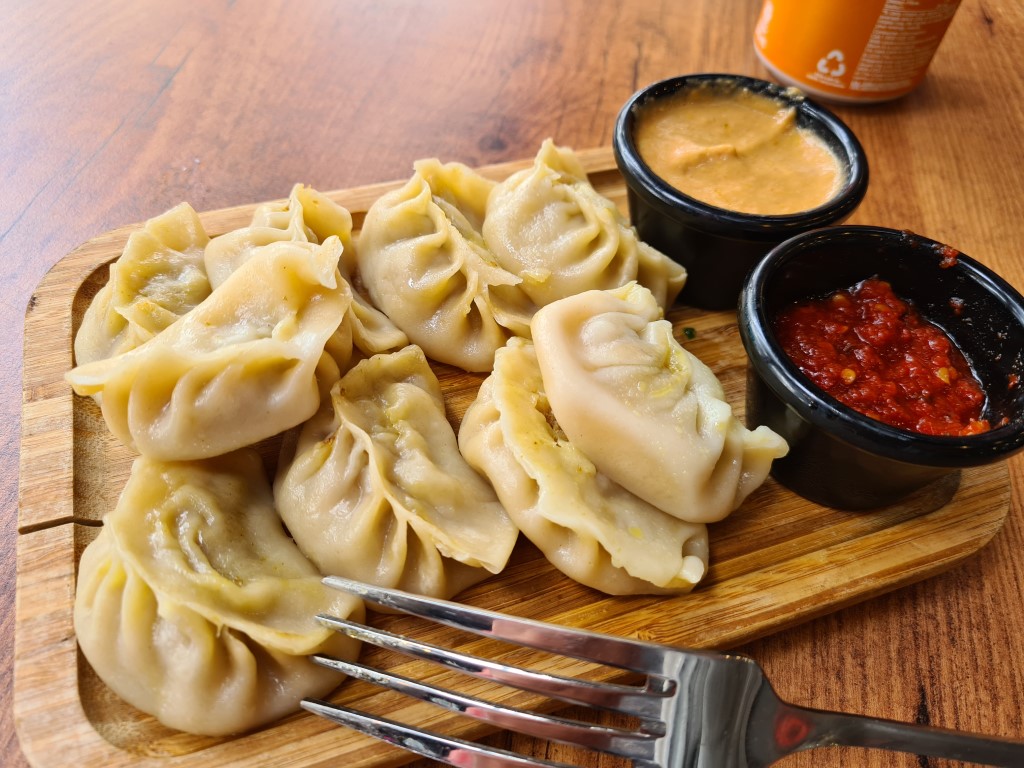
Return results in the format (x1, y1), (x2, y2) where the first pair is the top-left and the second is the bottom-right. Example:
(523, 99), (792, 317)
(357, 159), (531, 372)
(275, 345), (519, 599)
(74, 202), (211, 366)
(66, 237), (351, 460)
(204, 183), (356, 289)
(482, 139), (687, 309)
(530, 283), (789, 523)
(73, 449), (363, 736)
(204, 183), (407, 367)
(458, 337), (708, 595)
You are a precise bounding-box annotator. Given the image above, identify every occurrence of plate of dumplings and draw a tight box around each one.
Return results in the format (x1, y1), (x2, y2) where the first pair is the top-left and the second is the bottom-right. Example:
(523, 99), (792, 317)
(14, 142), (1009, 767)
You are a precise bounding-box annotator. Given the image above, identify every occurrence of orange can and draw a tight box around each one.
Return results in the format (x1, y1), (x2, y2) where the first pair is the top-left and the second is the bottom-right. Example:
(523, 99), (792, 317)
(753, 0), (962, 103)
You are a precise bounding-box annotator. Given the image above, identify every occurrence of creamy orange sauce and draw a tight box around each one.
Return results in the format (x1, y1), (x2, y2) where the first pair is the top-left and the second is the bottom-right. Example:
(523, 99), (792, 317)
(634, 86), (843, 215)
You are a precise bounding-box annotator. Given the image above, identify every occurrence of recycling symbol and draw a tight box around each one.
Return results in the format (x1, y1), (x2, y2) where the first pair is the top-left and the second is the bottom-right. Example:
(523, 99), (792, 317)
(817, 49), (847, 78)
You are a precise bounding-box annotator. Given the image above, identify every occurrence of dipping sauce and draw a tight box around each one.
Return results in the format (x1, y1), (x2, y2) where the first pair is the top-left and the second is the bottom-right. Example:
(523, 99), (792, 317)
(634, 85), (843, 215)
(774, 277), (990, 436)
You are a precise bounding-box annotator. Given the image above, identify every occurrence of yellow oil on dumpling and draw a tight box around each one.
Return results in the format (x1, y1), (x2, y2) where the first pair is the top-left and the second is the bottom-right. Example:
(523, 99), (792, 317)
(458, 337), (708, 595)
(73, 449), (363, 736)
(275, 345), (519, 599)
(74, 202), (211, 366)
(482, 139), (687, 310)
(66, 237), (351, 460)
(531, 282), (788, 524)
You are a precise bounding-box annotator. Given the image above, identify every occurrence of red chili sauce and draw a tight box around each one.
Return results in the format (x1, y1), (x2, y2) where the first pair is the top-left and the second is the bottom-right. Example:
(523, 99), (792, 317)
(774, 277), (990, 436)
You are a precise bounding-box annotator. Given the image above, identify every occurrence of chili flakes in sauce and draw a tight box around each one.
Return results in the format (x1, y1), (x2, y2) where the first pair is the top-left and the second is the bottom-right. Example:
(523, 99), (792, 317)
(774, 277), (990, 436)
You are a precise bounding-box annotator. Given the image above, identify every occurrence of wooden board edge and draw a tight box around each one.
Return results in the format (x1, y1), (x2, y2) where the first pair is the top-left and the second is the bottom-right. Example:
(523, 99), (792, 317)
(20, 255), (82, 532)
(680, 461), (1012, 649)
(13, 525), (120, 767)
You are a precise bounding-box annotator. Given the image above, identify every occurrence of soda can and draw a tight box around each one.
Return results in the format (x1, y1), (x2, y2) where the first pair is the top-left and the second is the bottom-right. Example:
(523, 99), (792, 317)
(753, 0), (962, 103)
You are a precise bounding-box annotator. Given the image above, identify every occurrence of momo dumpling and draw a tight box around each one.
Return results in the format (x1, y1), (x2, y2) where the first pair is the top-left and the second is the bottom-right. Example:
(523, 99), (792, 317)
(74, 202), (211, 366)
(204, 184), (355, 289)
(66, 237), (351, 461)
(459, 337), (708, 595)
(205, 183), (406, 362)
(482, 139), (687, 309)
(275, 345), (519, 599)
(73, 449), (363, 736)
(531, 282), (789, 524)
(357, 159), (534, 372)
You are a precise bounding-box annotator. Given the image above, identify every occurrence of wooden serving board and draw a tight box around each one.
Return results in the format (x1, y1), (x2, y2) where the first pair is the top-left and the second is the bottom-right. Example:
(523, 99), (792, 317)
(16, 147), (1012, 768)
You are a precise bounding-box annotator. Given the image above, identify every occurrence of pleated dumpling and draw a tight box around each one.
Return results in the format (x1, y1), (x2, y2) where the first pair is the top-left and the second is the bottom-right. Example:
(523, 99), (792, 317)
(204, 184), (355, 289)
(531, 283), (789, 524)
(275, 345), (519, 599)
(74, 202), (211, 366)
(66, 237), (351, 460)
(458, 337), (708, 595)
(357, 159), (534, 372)
(205, 183), (407, 361)
(482, 139), (687, 310)
(74, 449), (363, 736)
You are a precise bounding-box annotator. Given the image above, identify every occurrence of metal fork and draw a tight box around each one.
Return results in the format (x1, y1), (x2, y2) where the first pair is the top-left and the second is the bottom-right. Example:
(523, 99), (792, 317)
(302, 577), (1024, 767)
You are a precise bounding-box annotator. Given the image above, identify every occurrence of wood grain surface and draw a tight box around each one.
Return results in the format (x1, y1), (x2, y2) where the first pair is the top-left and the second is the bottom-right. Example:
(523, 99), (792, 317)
(14, 155), (1014, 766)
(6, 1), (1024, 767)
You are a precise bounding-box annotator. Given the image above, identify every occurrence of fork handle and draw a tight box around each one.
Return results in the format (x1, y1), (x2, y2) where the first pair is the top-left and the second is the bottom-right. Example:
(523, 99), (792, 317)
(783, 703), (1024, 767)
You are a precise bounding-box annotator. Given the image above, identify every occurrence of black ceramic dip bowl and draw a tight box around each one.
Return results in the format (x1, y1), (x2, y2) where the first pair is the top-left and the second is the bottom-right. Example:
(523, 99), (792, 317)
(739, 225), (1024, 510)
(614, 73), (868, 310)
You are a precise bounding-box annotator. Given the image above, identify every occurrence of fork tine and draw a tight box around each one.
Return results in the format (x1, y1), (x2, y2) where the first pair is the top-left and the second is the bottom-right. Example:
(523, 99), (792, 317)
(312, 653), (659, 760)
(302, 698), (578, 768)
(323, 576), (700, 676)
(317, 614), (666, 720)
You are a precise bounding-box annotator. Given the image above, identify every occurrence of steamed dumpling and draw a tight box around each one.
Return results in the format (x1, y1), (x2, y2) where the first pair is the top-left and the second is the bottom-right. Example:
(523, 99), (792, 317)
(66, 237), (351, 460)
(74, 202), (211, 366)
(74, 449), (363, 736)
(275, 345), (519, 599)
(482, 139), (687, 309)
(357, 159), (533, 372)
(205, 183), (407, 361)
(458, 337), (708, 595)
(204, 184), (355, 289)
(531, 283), (788, 523)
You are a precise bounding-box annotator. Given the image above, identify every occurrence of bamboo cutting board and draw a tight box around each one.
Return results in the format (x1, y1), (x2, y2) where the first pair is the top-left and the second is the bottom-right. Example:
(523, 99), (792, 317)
(15, 147), (1012, 768)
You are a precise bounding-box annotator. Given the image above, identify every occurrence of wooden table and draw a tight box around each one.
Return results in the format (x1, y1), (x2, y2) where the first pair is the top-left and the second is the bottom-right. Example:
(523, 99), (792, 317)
(4, 1), (1024, 766)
